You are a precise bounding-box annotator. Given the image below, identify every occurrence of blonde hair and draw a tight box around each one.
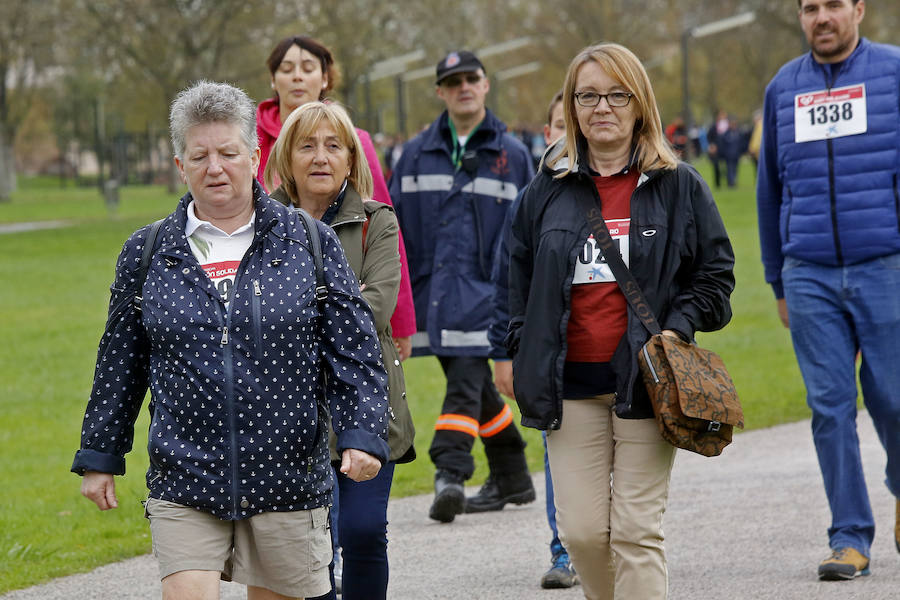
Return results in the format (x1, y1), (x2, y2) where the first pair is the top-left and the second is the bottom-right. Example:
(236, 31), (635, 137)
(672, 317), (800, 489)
(551, 43), (678, 177)
(265, 101), (373, 203)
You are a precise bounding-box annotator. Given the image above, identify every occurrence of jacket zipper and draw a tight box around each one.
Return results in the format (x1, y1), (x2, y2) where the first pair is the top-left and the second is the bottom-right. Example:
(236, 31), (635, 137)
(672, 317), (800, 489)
(221, 224), (274, 519)
(214, 298), (240, 518)
(826, 139), (843, 264)
(252, 279), (262, 355)
(470, 192), (491, 281)
(823, 65), (844, 265)
(893, 174), (900, 233)
(784, 185), (794, 243)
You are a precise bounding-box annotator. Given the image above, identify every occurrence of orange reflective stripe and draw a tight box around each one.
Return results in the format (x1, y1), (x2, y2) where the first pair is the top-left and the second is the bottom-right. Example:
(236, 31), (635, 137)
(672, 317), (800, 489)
(479, 404), (513, 438)
(434, 413), (479, 437)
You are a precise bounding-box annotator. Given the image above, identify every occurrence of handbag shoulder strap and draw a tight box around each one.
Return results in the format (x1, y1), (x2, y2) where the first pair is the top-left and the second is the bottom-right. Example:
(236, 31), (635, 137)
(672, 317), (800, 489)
(575, 189), (662, 337)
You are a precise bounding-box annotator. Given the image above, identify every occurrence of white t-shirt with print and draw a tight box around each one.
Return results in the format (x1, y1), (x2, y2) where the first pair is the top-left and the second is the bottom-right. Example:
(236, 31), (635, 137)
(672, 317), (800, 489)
(185, 201), (254, 310)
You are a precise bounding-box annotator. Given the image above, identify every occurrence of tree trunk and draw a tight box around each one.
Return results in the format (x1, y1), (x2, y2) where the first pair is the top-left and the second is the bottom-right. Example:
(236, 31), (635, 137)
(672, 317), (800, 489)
(0, 129), (16, 202)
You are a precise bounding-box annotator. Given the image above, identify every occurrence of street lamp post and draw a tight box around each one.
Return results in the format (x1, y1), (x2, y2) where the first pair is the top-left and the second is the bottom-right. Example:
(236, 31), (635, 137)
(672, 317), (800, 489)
(681, 11), (756, 156)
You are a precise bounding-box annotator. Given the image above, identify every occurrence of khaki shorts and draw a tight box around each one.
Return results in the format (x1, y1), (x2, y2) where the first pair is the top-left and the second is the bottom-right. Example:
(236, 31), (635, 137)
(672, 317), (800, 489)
(144, 497), (332, 598)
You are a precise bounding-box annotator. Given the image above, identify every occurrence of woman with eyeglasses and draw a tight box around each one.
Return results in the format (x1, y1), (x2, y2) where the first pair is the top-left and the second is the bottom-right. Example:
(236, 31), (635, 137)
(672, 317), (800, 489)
(506, 43), (735, 599)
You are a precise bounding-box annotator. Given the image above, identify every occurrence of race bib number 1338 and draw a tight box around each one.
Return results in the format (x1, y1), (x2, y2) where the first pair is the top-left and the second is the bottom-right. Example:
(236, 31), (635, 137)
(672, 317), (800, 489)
(794, 83), (866, 143)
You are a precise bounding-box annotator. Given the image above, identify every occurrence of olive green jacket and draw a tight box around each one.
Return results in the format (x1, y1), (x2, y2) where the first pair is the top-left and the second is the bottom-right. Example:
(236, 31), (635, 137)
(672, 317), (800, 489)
(272, 184), (415, 463)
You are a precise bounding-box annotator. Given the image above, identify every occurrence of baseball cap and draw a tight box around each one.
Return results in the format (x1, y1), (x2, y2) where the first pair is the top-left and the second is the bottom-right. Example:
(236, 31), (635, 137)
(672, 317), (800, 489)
(435, 51), (485, 84)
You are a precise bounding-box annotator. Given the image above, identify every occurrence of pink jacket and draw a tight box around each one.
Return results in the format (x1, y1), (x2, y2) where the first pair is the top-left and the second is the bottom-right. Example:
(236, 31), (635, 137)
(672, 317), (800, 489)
(256, 98), (416, 337)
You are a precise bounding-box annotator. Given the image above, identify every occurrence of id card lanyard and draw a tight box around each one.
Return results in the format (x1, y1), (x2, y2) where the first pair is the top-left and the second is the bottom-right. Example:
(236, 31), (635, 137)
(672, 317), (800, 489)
(448, 117), (482, 170)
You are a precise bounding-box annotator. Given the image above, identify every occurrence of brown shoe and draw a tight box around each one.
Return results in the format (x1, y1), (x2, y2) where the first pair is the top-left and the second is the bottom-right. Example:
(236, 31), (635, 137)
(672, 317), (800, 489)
(895, 498), (900, 554)
(817, 548), (870, 581)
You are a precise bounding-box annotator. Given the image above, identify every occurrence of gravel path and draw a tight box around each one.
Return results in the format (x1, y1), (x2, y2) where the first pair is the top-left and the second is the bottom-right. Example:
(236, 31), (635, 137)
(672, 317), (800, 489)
(3, 415), (897, 599)
(0, 220), (70, 234)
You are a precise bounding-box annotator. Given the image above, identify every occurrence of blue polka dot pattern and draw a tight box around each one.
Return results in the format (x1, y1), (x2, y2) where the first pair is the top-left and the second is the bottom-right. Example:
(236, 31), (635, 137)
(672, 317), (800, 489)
(72, 183), (390, 520)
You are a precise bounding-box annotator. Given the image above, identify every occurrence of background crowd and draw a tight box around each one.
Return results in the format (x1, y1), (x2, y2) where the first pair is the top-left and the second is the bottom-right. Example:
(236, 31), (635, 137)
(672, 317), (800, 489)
(0, 0), (892, 599)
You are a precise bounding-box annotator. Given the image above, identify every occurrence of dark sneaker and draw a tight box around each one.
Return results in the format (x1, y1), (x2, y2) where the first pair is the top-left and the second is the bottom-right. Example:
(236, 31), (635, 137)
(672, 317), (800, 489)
(895, 498), (900, 554)
(465, 471), (536, 513)
(817, 548), (870, 580)
(540, 552), (578, 589)
(429, 469), (466, 523)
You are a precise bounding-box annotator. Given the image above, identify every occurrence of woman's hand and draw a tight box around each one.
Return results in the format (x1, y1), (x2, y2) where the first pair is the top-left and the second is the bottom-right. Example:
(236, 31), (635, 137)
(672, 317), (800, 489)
(661, 329), (683, 340)
(493, 360), (515, 399)
(340, 448), (382, 482)
(393, 336), (412, 361)
(81, 471), (118, 510)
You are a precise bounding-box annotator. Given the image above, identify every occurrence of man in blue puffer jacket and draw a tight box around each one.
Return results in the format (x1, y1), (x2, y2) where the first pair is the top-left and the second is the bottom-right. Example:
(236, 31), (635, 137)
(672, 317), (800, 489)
(389, 50), (535, 524)
(757, 0), (900, 582)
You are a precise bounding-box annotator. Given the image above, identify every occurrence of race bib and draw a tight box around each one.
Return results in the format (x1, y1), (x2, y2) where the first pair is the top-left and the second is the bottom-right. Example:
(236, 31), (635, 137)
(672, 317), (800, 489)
(572, 219), (630, 285)
(200, 260), (240, 304)
(794, 83), (866, 143)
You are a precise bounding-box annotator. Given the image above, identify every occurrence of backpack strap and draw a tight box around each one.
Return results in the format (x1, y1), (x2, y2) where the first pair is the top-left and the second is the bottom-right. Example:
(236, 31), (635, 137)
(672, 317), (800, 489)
(295, 207), (332, 428)
(296, 208), (327, 307)
(361, 200), (393, 254)
(362, 215), (371, 254)
(134, 218), (165, 313)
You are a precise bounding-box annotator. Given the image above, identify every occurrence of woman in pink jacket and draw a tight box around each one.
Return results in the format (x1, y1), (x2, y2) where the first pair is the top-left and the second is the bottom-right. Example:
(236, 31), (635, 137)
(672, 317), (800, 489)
(257, 35), (416, 359)
(258, 36), (416, 599)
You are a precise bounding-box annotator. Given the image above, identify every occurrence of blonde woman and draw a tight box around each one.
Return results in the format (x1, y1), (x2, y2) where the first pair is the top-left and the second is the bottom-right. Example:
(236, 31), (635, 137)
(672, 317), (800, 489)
(506, 44), (735, 598)
(266, 101), (414, 600)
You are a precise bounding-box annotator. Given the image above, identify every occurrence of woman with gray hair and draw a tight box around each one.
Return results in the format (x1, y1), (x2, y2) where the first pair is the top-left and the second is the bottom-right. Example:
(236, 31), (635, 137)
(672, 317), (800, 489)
(71, 80), (390, 600)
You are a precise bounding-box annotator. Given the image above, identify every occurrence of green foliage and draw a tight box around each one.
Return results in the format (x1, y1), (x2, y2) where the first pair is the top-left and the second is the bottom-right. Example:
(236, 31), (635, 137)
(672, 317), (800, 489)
(0, 167), (808, 592)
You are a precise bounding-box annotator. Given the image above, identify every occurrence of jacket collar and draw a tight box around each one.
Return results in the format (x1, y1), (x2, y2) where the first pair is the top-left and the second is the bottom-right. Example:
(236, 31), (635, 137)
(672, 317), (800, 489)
(805, 36), (869, 71)
(541, 138), (658, 188)
(256, 97), (282, 140)
(420, 108), (507, 154)
(330, 183), (366, 227)
(269, 181), (365, 227)
(159, 179), (281, 252)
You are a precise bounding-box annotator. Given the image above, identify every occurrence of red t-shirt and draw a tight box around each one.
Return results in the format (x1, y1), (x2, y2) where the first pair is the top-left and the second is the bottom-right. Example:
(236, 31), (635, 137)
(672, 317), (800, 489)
(566, 169), (639, 363)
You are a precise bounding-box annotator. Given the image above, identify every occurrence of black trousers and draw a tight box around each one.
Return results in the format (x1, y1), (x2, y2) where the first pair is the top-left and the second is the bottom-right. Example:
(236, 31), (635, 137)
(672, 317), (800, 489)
(429, 356), (526, 479)
(710, 154), (722, 188)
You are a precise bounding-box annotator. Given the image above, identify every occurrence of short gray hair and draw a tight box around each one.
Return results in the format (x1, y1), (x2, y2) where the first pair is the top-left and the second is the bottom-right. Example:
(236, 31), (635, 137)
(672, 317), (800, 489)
(169, 80), (258, 159)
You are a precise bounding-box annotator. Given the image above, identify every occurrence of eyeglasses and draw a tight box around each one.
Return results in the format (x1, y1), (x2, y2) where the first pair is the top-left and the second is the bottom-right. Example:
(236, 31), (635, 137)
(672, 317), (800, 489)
(574, 91), (634, 108)
(440, 73), (483, 88)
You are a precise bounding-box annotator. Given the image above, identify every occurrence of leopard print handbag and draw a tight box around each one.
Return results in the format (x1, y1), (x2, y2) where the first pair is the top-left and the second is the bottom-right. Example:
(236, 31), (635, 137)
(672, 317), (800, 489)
(638, 334), (743, 456)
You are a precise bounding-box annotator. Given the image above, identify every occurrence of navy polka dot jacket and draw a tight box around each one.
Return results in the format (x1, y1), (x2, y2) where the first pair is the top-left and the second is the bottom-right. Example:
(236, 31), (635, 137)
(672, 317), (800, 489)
(72, 183), (390, 520)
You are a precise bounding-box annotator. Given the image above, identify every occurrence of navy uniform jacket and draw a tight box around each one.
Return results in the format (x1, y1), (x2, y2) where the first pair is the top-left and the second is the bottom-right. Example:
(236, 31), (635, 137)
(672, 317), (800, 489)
(388, 109), (534, 357)
(72, 183), (390, 520)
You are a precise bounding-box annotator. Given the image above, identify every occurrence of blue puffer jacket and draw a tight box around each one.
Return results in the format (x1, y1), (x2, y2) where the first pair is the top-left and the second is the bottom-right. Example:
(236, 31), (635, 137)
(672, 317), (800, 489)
(72, 183), (390, 520)
(757, 38), (900, 298)
(388, 109), (534, 356)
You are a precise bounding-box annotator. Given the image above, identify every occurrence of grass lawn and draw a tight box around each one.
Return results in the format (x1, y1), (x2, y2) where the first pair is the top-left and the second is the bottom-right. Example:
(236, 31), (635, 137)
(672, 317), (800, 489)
(0, 163), (809, 592)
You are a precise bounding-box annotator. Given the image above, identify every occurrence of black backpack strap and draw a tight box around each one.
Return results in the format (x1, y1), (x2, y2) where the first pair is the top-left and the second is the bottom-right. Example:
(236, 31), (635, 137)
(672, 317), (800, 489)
(295, 207), (332, 427)
(134, 218), (165, 313)
(296, 208), (327, 308)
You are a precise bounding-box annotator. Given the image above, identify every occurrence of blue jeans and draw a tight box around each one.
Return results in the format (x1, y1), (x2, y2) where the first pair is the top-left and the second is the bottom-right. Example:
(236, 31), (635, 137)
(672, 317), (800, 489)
(543, 432), (565, 558)
(312, 463), (394, 600)
(338, 462), (394, 600)
(782, 254), (900, 556)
